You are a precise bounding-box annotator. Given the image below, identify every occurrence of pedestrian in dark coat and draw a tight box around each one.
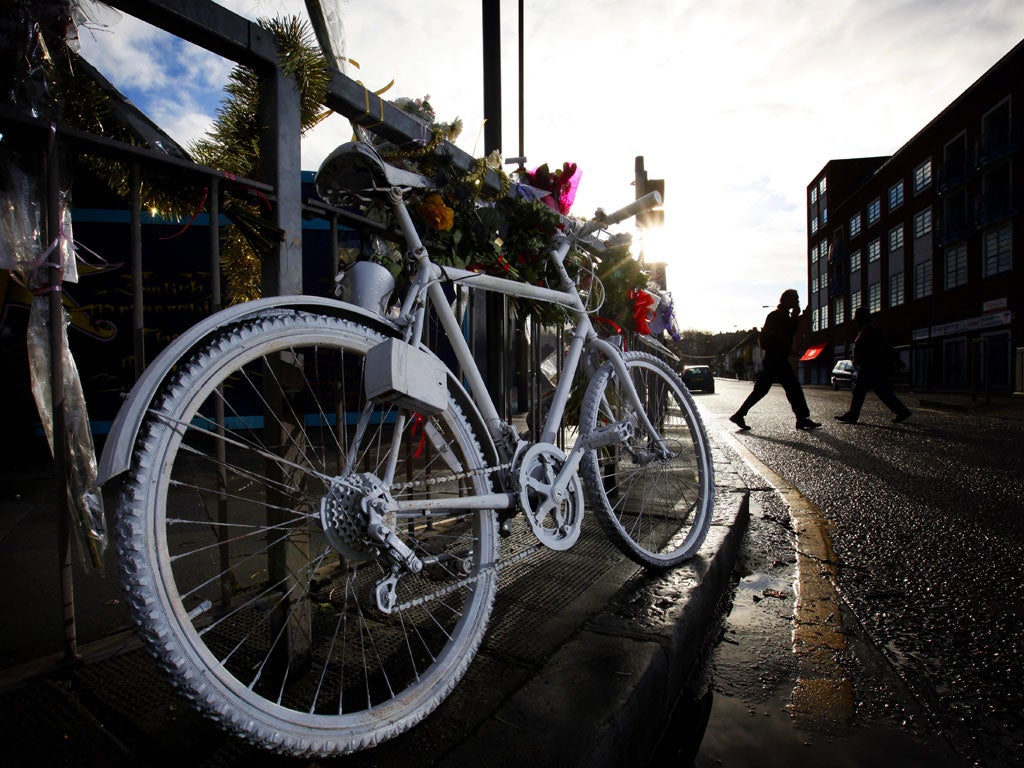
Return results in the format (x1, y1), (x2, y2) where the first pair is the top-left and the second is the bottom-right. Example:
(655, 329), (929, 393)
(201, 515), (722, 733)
(730, 289), (821, 431)
(835, 306), (912, 424)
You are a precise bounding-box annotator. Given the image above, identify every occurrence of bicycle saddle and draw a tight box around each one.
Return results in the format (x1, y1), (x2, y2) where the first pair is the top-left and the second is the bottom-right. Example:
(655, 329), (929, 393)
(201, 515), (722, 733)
(315, 141), (434, 203)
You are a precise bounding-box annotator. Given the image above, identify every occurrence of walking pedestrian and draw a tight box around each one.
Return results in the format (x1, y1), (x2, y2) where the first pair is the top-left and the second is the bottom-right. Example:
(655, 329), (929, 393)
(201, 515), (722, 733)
(730, 289), (822, 431)
(835, 306), (911, 424)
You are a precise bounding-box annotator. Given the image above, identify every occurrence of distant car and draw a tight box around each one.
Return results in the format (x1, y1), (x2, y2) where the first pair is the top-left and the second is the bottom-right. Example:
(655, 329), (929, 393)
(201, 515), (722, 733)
(831, 359), (857, 390)
(681, 365), (715, 393)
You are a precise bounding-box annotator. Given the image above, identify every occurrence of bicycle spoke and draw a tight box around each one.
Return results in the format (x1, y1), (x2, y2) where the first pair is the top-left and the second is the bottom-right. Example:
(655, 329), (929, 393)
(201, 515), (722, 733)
(580, 352), (714, 568)
(116, 312), (499, 754)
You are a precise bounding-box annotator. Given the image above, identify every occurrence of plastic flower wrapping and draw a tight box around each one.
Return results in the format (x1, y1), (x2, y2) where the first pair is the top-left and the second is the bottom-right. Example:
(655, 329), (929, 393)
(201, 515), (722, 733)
(525, 162), (581, 216)
(0, 0), (110, 565)
(629, 288), (681, 341)
(649, 291), (682, 341)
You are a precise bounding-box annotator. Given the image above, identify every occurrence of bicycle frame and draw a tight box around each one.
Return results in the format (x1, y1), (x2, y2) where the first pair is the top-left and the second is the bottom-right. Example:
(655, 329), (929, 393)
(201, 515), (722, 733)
(98, 139), (710, 757)
(382, 187), (669, 517)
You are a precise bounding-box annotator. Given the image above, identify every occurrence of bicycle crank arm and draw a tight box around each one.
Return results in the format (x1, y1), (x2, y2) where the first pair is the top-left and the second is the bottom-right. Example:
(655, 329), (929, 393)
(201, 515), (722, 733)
(547, 443), (588, 502)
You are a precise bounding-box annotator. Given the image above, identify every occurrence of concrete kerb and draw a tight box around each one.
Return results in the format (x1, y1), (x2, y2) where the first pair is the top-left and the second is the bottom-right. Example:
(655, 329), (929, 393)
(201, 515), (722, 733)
(440, 461), (751, 768)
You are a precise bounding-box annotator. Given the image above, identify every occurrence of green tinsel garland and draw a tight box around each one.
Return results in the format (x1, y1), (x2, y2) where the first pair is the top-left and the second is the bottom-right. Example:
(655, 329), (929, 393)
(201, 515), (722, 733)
(66, 15), (331, 305)
(187, 15), (331, 303)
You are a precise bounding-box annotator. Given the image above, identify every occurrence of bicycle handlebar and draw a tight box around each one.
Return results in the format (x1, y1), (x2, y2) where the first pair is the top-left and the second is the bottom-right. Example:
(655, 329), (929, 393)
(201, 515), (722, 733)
(577, 191), (662, 237)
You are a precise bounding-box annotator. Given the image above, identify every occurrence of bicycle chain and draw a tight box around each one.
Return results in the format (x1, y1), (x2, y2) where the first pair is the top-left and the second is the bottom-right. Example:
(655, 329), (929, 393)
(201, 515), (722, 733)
(394, 541), (542, 612)
(388, 459), (539, 612)
(389, 461), (513, 494)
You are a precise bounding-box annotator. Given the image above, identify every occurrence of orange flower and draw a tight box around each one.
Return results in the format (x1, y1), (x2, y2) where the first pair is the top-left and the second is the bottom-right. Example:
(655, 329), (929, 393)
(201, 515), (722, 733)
(415, 193), (455, 231)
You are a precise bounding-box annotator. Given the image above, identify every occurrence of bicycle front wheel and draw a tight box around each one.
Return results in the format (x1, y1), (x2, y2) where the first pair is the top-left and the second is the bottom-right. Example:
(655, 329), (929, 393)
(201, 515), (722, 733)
(579, 351), (714, 569)
(115, 310), (499, 756)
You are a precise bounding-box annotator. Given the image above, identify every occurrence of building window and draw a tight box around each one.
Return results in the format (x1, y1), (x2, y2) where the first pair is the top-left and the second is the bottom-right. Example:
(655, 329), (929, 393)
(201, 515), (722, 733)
(889, 272), (905, 307)
(849, 212), (862, 238)
(850, 249), (862, 273)
(982, 162), (1012, 218)
(868, 282), (881, 313)
(981, 98), (1011, 157)
(913, 259), (932, 299)
(811, 216), (819, 234)
(889, 224), (904, 253)
(867, 197), (881, 226)
(822, 207), (828, 224)
(944, 244), (967, 289)
(819, 177), (827, 195)
(868, 238), (881, 262)
(913, 207), (933, 239)
(810, 186), (818, 205)
(809, 246), (817, 264)
(812, 308), (820, 332)
(820, 240), (830, 261)
(888, 181), (904, 211)
(982, 224), (1012, 277)
(819, 305), (829, 330)
(820, 270), (829, 295)
(812, 274), (819, 293)
(851, 290), (862, 316)
(945, 133), (968, 180)
(913, 159), (933, 193)
(944, 188), (968, 239)
(833, 297), (845, 326)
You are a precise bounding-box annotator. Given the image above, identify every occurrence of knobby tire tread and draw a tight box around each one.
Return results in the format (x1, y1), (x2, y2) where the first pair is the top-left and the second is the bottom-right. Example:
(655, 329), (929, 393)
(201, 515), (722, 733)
(114, 311), (498, 756)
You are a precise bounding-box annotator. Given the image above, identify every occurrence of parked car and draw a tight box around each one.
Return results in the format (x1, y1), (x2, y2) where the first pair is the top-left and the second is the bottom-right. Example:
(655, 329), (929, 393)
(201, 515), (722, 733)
(681, 365), (715, 393)
(831, 359), (857, 389)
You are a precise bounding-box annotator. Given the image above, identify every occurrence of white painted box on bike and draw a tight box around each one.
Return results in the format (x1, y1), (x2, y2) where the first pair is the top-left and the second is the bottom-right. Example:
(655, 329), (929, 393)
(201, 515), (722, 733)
(365, 338), (448, 415)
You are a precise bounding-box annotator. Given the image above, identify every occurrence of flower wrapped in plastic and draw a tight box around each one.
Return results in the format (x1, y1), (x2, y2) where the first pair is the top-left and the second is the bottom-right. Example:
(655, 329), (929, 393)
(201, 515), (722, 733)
(525, 162), (581, 215)
(629, 287), (681, 341)
(648, 292), (682, 341)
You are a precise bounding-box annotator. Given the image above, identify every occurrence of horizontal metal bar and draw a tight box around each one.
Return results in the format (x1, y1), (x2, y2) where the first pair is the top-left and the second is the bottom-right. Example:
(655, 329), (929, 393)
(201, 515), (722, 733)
(84, 1), (508, 195)
(301, 197), (395, 238)
(0, 106), (274, 193)
(322, 71), (506, 193)
(103, 0), (278, 68)
(438, 264), (584, 308)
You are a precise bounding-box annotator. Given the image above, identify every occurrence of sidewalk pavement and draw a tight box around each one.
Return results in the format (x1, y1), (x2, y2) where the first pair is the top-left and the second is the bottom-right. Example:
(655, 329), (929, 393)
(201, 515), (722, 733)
(0, 431), (751, 768)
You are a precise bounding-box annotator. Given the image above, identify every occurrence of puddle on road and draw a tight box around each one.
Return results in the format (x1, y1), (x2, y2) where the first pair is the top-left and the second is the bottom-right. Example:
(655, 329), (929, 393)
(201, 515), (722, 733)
(651, 490), (964, 767)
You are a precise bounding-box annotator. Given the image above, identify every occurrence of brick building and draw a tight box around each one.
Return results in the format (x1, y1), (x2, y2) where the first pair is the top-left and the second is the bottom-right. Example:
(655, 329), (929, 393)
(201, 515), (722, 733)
(803, 38), (1022, 394)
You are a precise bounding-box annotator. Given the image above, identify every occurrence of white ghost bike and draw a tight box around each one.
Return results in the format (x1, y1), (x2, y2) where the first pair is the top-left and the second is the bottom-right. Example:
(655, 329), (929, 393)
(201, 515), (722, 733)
(99, 141), (714, 757)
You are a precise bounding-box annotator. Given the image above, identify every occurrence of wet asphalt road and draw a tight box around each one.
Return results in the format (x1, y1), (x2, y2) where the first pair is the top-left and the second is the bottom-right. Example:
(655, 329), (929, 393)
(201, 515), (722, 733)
(684, 379), (1023, 767)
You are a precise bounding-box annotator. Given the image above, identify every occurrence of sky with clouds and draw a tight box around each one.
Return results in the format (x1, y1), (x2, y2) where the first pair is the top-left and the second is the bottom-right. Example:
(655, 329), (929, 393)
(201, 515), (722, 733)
(77, 0), (1024, 332)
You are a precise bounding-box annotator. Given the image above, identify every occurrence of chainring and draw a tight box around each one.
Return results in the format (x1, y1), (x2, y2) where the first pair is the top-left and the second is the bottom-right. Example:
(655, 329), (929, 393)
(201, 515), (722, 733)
(516, 443), (584, 551)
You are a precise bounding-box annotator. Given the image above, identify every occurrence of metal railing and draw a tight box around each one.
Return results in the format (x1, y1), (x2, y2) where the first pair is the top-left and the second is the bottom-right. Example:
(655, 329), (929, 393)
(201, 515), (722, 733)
(1, 0), (511, 668)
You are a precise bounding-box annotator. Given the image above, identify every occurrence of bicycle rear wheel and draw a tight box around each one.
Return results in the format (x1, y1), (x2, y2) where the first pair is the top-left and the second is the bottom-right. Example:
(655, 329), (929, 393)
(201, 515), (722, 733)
(115, 310), (499, 756)
(579, 351), (714, 569)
